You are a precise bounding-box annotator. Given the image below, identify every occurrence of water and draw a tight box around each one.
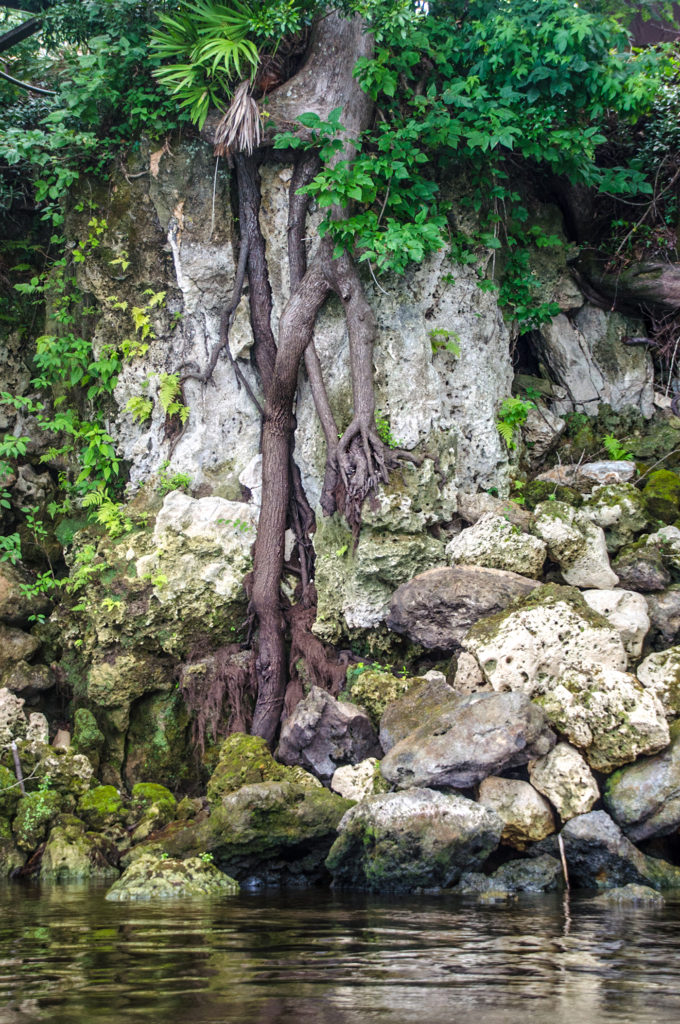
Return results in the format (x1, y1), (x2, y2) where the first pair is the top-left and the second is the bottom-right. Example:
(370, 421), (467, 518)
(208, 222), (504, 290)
(1, 884), (679, 1024)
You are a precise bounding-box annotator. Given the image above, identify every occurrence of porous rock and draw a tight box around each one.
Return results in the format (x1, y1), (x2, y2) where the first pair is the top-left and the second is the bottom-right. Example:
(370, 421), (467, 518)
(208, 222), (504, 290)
(277, 686), (382, 785)
(645, 587), (680, 646)
(0, 687), (26, 746)
(325, 790), (503, 892)
(1, 661), (54, 698)
(445, 514), (547, 579)
(457, 854), (563, 895)
(386, 565), (540, 653)
(637, 646), (680, 718)
(531, 501), (618, 588)
(581, 589), (650, 662)
(591, 884), (664, 905)
(0, 624), (40, 673)
(0, 563), (50, 626)
(477, 777), (555, 849)
(331, 758), (383, 801)
(582, 483), (649, 553)
(206, 732), (320, 804)
(604, 723), (680, 841)
(529, 743), (599, 821)
(560, 811), (680, 890)
(106, 852), (238, 901)
(380, 691), (556, 790)
(40, 816), (119, 881)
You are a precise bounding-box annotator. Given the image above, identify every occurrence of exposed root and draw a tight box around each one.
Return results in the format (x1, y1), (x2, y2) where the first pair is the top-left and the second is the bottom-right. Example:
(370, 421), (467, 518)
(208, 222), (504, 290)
(178, 644), (256, 756)
(284, 583), (349, 718)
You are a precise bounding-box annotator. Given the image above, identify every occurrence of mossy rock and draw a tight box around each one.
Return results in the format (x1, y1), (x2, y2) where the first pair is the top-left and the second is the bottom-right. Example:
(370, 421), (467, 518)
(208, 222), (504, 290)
(12, 789), (63, 852)
(340, 668), (416, 728)
(206, 733), (320, 804)
(71, 708), (105, 774)
(523, 480), (583, 510)
(0, 815), (23, 876)
(78, 785), (126, 830)
(642, 470), (680, 525)
(40, 814), (119, 881)
(0, 763), (20, 819)
(130, 782), (177, 823)
(123, 690), (194, 790)
(105, 852), (239, 901)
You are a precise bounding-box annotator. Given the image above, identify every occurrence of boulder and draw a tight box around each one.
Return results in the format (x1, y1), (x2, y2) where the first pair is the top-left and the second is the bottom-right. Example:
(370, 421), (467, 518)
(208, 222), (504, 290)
(380, 691), (555, 790)
(591, 884), (664, 905)
(604, 724), (680, 841)
(78, 785), (127, 831)
(451, 651), (488, 695)
(582, 483), (649, 554)
(457, 491), (531, 530)
(131, 780), (352, 887)
(560, 811), (680, 890)
(463, 584), (627, 696)
(535, 666), (669, 773)
(581, 589), (650, 662)
(129, 783), (177, 842)
(612, 542), (671, 592)
(445, 514), (547, 579)
(645, 587), (680, 646)
(26, 712), (48, 744)
(637, 647), (680, 718)
(1, 660), (54, 698)
(40, 816), (119, 880)
(206, 732), (320, 803)
(531, 501), (618, 588)
(0, 764), (20, 819)
(325, 790), (503, 892)
(477, 777), (555, 849)
(106, 852), (238, 901)
(379, 676), (456, 753)
(386, 565), (540, 653)
(642, 469), (680, 524)
(340, 667), (414, 728)
(12, 789), (62, 852)
(0, 687), (26, 746)
(87, 650), (173, 734)
(277, 687), (382, 785)
(71, 708), (105, 774)
(35, 750), (94, 799)
(0, 563), (50, 626)
(331, 759), (385, 801)
(0, 624), (40, 673)
(457, 854), (563, 895)
(578, 462), (637, 486)
(529, 743), (599, 820)
(521, 404), (565, 466)
(647, 525), (680, 573)
(0, 817), (23, 877)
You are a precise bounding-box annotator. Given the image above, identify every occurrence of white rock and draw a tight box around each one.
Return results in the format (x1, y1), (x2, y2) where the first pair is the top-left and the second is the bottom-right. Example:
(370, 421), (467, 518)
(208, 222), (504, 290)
(331, 758), (380, 802)
(477, 776), (555, 849)
(582, 589), (650, 662)
(646, 526), (680, 571)
(452, 652), (487, 695)
(0, 687), (26, 746)
(637, 647), (680, 719)
(529, 742), (600, 820)
(446, 513), (547, 580)
(531, 501), (618, 588)
(536, 666), (669, 773)
(463, 587), (627, 696)
(26, 713), (49, 745)
(522, 404), (565, 465)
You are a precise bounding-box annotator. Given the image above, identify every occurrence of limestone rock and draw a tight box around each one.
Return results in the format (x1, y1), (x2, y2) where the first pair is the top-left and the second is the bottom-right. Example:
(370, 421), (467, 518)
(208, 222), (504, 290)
(40, 816), (119, 881)
(129, 782), (177, 842)
(71, 708), (105, 774)
(581, 589), (650, 662)
(87, 650), (172, 733)
(0, 687), (26, 746)
(446, 514), (547, 579)
(645, 587), (680, 646)
(531, 501), (618, 588)
(647, 525), (680, 573)
(457, 491), (531, 530)
(535, 666), (669, 773)
(325, 790), (503, 892)
(340, 668), (414, 728)
(78, 785), (127, 831)
(1, 660), (54, 698)
(0, 817), (23, 877)
(604, 725), (680, 841)
(612, 542), (671, 592)
(477, 777), (555, 849)
(463, 584), (626, 696)
(386, 565), (540, 653)
(592, 884), (664, 905)
(132, 780), (352, 886)
(451, 651), (487, 695)
(0, 563), (50, 626)
(0, 624), (40, 673)
(35, 751), (94, 799)
(331, 759), (383, 801)
(26, 713), (48, 745)
(637, 647), (680, 717)
(535, 305), (653, 417)
(206, 732), (320, 803)
(379, 677), (456, 753)
(560, 811), (680, 890)
(106, 852), (238, 900)
(380, 691), (556, 790)
(529, 743), (599, 820)
(0, 764), (20, 819)
(12, 790), (62, 852)
(582, 483), (649, 553)
(457, 854), (563, 895)
(579, 462), (637, 486)
(277, 687), (382, 785)
(521, 404), (565, 466)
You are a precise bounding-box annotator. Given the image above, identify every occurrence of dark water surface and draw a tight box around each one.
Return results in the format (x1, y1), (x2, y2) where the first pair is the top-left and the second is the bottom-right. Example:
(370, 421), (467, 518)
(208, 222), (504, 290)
(1, 884), (679, 1024)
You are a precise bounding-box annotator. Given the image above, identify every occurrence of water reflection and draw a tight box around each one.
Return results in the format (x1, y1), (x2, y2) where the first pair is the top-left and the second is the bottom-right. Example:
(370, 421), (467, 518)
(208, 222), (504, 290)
(0, 885), (679, 1023)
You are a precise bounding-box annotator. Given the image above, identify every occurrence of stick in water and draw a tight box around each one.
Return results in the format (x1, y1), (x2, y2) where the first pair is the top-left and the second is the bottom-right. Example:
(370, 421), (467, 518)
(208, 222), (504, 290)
(10, 741), (26, 796)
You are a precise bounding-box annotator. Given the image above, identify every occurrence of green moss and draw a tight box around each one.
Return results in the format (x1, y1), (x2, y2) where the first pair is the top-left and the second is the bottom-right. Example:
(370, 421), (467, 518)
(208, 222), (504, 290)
(643, 470), (680, 525)
(206, 733), (290, 803)
(71, 708), (105, 773)
(130, 783), (177, 821)
(523, 480), (583, 510)
(465, 583), (610, 648)
(12, 789), (62, 852)
(0, 764), (20, 820)
(78, 785), (126, 830)
(340, 668), (415, 728)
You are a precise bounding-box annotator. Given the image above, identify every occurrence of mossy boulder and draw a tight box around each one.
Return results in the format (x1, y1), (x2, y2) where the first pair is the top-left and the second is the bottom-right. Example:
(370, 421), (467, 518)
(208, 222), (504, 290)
(582, 483), (650, 553)
(340, 668), (416, 729)
(131, 780), (353, 887)
(129, 782), (177, 842)
(612, 539), (671, 592)
(71, 708), (105, 774)
(87, 650), (173, 734)
(106, 851), (239, 901)
(0, 763), (20, 819)
(12, 789), (62, 852)
(0, 816), (23, 876)
(34, 750), (94, 799)
(513, 480), (584, 511)
(40, 815), (119, 880)
(642, 470), (680, 525)
(0, 624), (40, 674)
(78, 785), (127, 830)
(206, 733), (320, 803)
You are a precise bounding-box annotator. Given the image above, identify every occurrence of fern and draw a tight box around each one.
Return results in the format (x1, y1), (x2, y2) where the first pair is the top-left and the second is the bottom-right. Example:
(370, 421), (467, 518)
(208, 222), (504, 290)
(126, 396), (154, 424)
(602, 434), (634, 461)
(159, 373), (190, 424)
(496, 419), (515, 448)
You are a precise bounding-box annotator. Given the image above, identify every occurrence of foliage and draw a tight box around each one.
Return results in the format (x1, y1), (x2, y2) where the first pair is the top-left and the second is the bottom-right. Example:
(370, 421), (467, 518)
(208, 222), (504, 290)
(429, 327), (460, 358)
(496, 396), (535, 450)
(158, 373), (189, 424)
(602, 434), (634, 461)
(374, 410), (400, 449)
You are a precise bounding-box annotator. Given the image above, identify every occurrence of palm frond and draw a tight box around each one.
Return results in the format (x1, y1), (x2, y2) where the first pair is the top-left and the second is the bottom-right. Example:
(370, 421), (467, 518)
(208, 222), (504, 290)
(214, 80), (262, 156)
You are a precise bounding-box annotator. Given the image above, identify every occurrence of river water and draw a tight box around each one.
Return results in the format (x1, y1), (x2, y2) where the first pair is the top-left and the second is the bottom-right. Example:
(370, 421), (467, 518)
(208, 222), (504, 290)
(1, 884), (679, 1024)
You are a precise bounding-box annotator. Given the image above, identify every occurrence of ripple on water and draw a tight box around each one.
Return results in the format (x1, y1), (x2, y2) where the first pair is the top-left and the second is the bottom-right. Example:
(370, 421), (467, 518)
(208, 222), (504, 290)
(0, 886), (679, 1024)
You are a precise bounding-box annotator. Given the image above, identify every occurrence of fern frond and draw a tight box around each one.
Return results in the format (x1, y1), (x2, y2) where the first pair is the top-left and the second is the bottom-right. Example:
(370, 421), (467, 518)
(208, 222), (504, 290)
(159, 373), (181, 413)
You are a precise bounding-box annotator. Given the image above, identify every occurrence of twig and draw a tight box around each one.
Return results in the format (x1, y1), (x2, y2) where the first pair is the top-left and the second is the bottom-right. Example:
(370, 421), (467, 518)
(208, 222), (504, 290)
(557, 833), (570, 892)
(10, 741), (26, 796)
